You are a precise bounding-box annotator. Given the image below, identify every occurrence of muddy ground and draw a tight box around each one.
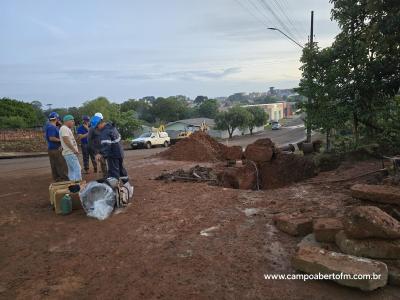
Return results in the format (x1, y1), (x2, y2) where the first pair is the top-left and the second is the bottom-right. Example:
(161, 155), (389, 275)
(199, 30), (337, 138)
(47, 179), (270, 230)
(1, 155), (399, 299)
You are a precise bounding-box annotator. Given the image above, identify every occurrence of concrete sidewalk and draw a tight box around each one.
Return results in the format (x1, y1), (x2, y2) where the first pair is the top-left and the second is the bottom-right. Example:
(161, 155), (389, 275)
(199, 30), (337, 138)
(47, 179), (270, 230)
(0, 152), (48, 159)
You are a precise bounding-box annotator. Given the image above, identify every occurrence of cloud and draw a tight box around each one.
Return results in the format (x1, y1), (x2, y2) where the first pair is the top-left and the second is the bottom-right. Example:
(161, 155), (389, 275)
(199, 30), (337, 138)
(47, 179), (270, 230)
(56, 67), (241, 81)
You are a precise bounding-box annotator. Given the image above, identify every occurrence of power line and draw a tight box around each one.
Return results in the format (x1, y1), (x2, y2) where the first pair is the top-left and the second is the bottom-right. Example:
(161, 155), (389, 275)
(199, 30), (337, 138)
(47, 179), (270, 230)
(279, 0), (309, 40)
(270, 0), (304, 42)
(233, 0), (269, 27)
(256, 0), (301, 45)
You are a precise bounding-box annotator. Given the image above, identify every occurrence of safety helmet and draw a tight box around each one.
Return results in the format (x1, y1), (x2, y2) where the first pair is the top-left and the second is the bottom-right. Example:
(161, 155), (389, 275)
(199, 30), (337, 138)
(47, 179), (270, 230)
(48, 112), (60, 120)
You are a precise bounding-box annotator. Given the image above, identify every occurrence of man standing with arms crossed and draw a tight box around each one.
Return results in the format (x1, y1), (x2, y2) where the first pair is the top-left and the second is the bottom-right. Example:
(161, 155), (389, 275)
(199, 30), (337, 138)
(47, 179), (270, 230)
(77, 115), (97, 174)
(60, 115), (82, 181)
(45, 112), (68, 182)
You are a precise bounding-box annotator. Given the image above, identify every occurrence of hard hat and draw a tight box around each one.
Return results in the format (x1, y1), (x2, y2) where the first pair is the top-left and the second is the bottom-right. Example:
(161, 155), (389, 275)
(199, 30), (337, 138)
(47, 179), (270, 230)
(82, 115), (90, 121)
(94, 112), (103, 119)
(48, 112), (60, 120)
(90, 115), (102, 128)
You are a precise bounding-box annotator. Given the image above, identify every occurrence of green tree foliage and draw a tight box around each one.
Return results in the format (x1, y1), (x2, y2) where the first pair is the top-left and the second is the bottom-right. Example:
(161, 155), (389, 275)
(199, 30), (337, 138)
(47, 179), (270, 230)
(120, 99), (153, 123)
(297, 0), (400, 152)
(197, 99), (219, 119)
(0, 98), (45, 128)
(215, 106), (253, 138)
(194, 95), (208, 105)
(114, 110), (141, 140)
(150, 97), (191, 123)
(80, 97), (119, 122)
(246, 106), (268, 134)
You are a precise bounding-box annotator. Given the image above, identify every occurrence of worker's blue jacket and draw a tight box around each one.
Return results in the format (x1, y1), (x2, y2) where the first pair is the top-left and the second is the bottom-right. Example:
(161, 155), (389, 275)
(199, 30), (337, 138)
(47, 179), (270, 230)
(99, 123), (124, 159)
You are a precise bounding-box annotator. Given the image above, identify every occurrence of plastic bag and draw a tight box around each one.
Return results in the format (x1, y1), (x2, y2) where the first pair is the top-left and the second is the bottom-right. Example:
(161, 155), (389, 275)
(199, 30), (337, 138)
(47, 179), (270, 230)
(79, 181), (116, 220)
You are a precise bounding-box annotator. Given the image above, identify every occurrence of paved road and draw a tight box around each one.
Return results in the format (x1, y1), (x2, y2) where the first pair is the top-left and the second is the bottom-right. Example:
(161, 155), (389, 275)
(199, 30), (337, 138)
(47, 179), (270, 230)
(0, 117), (306, 176)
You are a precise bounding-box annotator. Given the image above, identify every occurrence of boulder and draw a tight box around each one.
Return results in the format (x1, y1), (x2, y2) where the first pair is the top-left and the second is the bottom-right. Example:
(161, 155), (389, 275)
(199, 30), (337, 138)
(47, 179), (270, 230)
(273, 214), (313, 236)
(335, 231), (400, 259)
(218, 164), (257, 190)
(292, 246), (388, 291)
(253, 138), (275, 147)
(224, 146), (243, 161)
(351, 184), (400, 205)
(244, 144), (273, 163)
(313, 218), (343, 242)
(388, 262), (400, 287)
(344, 206), (400, 240)
(382, 260), (400, 287)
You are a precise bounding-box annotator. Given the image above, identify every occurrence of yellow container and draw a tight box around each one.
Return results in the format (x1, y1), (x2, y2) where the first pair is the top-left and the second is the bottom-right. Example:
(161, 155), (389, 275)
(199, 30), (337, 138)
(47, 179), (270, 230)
(49, 181), (74, 205)
(49, 181), (86, 214)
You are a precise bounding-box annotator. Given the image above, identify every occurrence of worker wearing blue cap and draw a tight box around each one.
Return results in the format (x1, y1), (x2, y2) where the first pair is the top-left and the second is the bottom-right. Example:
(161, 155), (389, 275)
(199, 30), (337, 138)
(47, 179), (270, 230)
(77, 116), (96, 174)
(90, 115), (128, 181)
(45, 112), (68, 182)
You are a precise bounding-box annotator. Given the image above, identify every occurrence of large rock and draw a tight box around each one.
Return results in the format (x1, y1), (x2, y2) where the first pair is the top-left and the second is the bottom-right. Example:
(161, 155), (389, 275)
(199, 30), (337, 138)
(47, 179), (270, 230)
(382, 260), (400, 287)
(351, 184), (400, 205)
(223, 146), (243, 161)
(218, 164), (257, 190)
(344, 206), (400, 240)
(292, 246), (388, 291)
(244, 144), (273, 163)
(273, 214), (313, 236)
(313, 218), (343, 242)
(335, 231), (400, 259)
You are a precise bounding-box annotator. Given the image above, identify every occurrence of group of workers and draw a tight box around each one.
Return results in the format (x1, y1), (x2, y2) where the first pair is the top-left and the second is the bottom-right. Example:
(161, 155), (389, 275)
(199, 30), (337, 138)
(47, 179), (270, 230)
(45, 112), (128, 183)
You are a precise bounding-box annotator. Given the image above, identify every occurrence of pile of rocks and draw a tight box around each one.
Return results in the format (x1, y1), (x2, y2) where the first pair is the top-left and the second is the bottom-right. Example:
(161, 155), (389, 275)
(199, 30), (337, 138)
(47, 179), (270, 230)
(220, 138), (317, 190)
(274, 205), (400, 291)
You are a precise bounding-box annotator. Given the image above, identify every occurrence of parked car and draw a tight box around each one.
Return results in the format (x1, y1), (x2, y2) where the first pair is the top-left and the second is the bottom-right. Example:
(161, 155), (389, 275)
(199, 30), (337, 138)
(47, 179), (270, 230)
(271, 121), (282, 130)
(131, 131), (170, 149)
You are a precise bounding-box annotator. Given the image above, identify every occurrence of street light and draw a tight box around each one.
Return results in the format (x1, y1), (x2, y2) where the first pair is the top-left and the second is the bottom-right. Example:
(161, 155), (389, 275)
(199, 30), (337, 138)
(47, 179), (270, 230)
(267, 27), (304, 49)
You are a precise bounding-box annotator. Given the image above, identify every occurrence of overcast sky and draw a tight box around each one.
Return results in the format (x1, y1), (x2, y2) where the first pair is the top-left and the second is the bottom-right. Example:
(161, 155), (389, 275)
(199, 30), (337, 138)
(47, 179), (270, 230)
(0, 0), (339, 107)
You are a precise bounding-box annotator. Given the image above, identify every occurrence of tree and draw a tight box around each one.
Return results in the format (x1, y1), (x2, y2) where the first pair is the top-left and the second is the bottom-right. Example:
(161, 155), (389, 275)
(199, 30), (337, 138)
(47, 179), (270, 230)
(0, 98), (44, 128)
(150, 97), (190, 123)
(215, 106), (252, 138)
(246, 106), (268, 134)
(194, 95), (208, 105)
(197, 99), (219, 119)
(120, 99), (153, 123)
(114, 110), (141, 140)
(80, 97), (119, 122)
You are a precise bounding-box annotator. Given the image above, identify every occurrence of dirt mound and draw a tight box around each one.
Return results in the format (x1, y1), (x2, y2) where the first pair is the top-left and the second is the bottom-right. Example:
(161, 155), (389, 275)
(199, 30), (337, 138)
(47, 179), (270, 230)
(160, 131), (228, 162)
(260, 153), (317, 189)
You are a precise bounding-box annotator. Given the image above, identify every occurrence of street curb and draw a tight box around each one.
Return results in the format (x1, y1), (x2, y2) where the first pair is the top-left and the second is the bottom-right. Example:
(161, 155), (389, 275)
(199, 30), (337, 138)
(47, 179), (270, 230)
(0, 153), (48, 160)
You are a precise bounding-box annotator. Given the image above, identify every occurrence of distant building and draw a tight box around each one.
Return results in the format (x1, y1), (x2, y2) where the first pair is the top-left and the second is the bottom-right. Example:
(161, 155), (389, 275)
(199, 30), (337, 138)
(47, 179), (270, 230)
(242, 102), (293, 121)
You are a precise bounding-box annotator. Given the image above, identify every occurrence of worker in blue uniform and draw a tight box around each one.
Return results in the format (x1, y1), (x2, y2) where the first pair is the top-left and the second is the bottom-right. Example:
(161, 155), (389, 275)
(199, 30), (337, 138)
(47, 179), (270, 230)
(90, 115), (128, 181)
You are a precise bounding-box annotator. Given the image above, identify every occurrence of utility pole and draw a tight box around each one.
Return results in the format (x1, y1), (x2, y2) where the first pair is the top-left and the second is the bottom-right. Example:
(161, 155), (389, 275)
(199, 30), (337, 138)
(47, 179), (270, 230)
(267, 11), (315, 142)
(306, 10), (314, 143)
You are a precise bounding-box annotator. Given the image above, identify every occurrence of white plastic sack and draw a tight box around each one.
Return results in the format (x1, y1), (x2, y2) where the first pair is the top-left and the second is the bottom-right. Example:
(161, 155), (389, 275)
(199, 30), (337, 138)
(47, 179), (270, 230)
(79, 181), (116, 220)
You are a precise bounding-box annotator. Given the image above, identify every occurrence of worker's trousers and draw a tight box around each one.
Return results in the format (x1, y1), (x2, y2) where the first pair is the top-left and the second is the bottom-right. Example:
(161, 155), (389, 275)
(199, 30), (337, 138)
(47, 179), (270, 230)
(48, 149), (68, 182)
(106, 157), (128, 180)
(64, 154), (82, 181)
(81, 143), (96, 171)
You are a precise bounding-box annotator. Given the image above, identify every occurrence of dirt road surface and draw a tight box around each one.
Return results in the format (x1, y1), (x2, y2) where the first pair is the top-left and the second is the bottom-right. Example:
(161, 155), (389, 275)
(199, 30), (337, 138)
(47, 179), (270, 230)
(1, 128), (398, 299)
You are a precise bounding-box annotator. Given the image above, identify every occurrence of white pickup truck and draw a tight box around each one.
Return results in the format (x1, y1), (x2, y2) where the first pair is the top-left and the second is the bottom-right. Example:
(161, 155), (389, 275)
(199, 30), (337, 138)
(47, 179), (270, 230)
(131, 132), (170, 149)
